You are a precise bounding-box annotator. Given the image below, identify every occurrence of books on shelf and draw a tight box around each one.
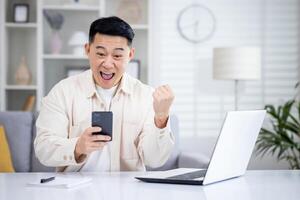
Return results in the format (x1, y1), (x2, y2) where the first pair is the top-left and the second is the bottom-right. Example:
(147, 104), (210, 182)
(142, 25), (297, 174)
(22, 95), (36, 111)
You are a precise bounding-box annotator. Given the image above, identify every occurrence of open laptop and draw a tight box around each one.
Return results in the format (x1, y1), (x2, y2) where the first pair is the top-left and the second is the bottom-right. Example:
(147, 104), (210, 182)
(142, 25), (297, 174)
(135, 110), (266, 185)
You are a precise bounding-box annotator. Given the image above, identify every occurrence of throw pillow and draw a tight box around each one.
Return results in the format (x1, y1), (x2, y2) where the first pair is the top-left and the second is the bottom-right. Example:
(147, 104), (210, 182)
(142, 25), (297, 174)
(0, 126), (15, 172)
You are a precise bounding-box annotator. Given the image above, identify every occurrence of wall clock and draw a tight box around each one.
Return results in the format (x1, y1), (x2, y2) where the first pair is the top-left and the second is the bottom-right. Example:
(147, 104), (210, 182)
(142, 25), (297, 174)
(177, 4), (216, 43)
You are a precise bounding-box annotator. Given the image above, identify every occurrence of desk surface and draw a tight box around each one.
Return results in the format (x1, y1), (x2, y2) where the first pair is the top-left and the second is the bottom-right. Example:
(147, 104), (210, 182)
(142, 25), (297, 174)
(1, 170), (299, 200)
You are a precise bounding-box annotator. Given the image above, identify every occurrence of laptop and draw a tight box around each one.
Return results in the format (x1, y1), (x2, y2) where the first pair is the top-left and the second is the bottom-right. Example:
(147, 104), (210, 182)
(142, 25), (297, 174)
(135, 110), (266, 185)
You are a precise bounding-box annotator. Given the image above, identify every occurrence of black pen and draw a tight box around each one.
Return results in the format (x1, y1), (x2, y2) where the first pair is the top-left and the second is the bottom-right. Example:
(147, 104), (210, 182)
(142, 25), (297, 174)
(40, 176), (55, 183)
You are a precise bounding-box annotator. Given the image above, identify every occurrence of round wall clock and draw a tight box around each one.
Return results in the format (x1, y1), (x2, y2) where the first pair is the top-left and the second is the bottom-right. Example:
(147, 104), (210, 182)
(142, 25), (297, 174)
(177, 4), (216, 43)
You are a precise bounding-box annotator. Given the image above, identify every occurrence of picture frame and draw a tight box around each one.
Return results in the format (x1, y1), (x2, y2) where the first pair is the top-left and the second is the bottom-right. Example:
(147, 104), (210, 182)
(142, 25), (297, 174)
(126, 60), (141, 79)
(65, 66), (89, 78)
(13, 4), (29, 23)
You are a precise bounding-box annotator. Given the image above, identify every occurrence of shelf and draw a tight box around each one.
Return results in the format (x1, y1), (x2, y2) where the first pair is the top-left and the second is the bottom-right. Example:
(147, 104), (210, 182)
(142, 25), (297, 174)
(43, 54), (88, 60)
(43, 4), (99, 11)
(5, 85), (37, 90)
(131, 24), (148, 30)
(5, 23), (37, 28)
(1, 0), (150, 111)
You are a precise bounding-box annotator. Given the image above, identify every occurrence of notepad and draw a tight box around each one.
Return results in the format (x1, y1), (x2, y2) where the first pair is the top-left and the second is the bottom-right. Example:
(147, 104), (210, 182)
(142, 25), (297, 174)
(27, 176), (92, 189)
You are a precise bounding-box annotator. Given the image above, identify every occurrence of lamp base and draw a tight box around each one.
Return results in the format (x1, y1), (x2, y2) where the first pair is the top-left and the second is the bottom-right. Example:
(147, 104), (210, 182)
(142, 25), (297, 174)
(234, 80), (238, 111)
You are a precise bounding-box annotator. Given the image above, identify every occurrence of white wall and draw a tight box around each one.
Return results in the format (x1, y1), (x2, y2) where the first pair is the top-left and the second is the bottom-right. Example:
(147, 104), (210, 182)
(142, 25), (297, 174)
(152, 0), (299, 169)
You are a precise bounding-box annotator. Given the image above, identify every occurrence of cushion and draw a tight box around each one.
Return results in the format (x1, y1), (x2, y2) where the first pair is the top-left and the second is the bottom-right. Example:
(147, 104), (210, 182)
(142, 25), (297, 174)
(0, 126), (15, 172)
(0, 112), (33, 172)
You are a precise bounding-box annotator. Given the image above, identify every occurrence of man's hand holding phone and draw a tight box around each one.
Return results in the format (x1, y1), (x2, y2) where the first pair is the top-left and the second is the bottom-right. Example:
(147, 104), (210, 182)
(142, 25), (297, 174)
(74, 127), (111, 163)
(74, 111), (113, 163)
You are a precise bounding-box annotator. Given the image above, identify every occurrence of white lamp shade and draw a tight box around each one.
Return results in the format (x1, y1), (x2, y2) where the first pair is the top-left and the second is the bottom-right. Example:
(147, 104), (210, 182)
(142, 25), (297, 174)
(68, 31), (88, 46)
(213, 47), (261, 80)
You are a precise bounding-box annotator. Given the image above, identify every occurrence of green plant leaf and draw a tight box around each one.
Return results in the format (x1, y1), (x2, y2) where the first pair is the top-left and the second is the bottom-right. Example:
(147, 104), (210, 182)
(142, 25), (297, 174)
(256, 99), (300, 169)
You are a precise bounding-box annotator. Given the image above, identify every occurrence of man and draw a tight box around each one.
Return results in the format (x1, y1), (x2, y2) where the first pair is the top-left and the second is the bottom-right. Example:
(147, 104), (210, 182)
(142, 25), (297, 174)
(34, 16), (175, 172)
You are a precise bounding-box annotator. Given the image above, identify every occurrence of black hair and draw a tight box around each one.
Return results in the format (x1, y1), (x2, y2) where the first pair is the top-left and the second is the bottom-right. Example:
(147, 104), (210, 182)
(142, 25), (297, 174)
(89, 16), (135, 46)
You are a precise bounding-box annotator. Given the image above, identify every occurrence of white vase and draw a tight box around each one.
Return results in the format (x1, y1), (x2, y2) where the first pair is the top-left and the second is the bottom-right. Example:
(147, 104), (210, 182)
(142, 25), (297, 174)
(50, 30), (62, 54)
(15, 56), (31, 85)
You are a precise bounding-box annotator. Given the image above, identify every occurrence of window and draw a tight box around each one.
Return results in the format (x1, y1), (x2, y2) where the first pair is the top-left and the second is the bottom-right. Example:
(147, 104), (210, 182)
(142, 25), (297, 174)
(155, 0), (299, 138)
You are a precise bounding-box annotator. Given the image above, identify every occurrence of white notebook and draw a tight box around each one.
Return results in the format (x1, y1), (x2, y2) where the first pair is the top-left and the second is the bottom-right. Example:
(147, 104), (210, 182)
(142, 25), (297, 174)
(27, 176), (92, 189)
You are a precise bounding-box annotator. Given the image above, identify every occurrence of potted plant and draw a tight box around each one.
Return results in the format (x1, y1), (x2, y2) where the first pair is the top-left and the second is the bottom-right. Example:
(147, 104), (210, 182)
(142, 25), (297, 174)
(256, 82), (300, 169)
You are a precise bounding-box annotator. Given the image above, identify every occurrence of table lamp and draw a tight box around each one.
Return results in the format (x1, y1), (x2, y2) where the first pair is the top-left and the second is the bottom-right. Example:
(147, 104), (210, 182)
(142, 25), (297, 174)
(68, 31), (88, 56)
(213, 47), (261, 110)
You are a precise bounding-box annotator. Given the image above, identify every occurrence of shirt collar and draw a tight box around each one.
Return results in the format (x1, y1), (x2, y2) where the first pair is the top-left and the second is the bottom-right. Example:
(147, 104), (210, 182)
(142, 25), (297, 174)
(117, 73), (133, 96)
(81, 70), (133, 98)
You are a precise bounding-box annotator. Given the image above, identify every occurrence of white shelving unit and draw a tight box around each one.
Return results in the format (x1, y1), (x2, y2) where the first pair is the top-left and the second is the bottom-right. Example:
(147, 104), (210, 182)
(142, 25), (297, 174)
(131, 24), (148, 30)
(43, 54), (88, 60)
(0, 0), (152, 111)
(5, 85), (38, 90)
(0, 0), (3, 109)
(1, 0), (38, 111)
(42, 4), (99, 11)
(5, 23), (37, 28)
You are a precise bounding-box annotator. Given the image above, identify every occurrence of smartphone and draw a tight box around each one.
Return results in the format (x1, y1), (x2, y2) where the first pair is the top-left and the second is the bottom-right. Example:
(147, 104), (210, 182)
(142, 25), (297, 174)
(91, 111), (113, 141)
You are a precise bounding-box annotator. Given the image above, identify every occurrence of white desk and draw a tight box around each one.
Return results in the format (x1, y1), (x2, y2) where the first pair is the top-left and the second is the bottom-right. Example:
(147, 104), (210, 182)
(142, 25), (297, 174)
(0, 170), (299, 200)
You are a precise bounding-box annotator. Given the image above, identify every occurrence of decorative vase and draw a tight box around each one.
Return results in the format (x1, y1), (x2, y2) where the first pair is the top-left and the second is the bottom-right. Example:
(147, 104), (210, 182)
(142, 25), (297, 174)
(15, 56), (31, 85)
(117, 0), (142, 24)
(50, 30), (62, 54)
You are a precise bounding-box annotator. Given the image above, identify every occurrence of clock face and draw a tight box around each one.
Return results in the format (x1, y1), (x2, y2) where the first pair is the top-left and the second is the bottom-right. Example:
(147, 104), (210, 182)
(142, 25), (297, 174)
(177, 4), (216, 43)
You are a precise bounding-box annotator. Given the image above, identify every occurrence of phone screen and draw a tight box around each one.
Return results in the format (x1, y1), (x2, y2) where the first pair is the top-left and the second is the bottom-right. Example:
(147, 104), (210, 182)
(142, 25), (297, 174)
(91, 111), (113, 141)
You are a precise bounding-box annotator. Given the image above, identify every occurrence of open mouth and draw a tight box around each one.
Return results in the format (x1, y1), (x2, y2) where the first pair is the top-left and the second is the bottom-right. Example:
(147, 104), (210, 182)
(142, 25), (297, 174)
(100, 72), (115, 80)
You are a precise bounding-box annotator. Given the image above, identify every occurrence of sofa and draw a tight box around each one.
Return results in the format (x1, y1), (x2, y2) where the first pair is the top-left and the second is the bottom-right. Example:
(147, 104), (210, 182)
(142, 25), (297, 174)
(0, 112), (54, 172)
(0, 111), (208, 172)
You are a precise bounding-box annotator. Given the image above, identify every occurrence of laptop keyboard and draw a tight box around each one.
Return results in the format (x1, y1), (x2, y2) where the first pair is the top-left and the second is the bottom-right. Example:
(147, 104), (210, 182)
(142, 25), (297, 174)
(167, 170), (207, 180)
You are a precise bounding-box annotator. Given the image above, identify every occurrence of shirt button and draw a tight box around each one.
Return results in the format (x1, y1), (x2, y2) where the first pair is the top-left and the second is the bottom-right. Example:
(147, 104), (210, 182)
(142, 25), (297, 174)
(63, 155), (67, 161)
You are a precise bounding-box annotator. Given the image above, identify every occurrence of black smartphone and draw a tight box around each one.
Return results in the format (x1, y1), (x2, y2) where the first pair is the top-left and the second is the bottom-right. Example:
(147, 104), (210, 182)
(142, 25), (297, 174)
(91, 111), (113, 141)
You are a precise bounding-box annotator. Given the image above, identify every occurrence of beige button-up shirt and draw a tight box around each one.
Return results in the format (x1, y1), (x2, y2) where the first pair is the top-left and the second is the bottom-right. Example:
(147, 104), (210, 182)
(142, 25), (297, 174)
(34, 70), (174, 172)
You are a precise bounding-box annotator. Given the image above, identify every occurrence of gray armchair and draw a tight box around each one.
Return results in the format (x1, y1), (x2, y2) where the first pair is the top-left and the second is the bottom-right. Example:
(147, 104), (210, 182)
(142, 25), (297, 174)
(0, 111), (54, 172)
(0, 112), (208, 172)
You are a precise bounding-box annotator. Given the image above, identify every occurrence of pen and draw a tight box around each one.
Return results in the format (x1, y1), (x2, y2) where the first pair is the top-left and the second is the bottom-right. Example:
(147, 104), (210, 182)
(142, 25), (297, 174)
(40, 176), (55, 183)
